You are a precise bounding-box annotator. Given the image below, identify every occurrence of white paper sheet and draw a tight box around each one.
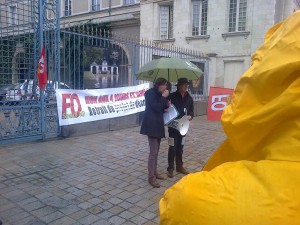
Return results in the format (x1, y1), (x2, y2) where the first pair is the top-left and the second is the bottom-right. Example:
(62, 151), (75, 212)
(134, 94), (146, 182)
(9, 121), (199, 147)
(163, 104), (179, 125)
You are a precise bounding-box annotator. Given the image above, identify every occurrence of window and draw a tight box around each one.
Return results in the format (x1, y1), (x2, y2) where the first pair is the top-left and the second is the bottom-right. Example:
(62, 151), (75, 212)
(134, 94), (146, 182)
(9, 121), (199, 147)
(228, 0), (247, 32)
(64, 0), (72, 16)
(192, 0), (208, 36)
(160, 5), (173, 39)
(91, 0), (100, 11)
(10, 5), (17, 25)
(123, 0), (135, 5)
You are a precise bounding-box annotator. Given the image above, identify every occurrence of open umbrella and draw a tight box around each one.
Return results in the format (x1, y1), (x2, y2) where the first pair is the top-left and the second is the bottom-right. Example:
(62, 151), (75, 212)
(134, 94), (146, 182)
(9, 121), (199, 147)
(136, 57), (203, 82)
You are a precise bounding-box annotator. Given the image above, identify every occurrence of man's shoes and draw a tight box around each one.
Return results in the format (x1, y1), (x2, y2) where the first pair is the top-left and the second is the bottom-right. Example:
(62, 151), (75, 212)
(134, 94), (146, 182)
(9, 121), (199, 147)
(167, 170), (174, 178)
(155, 173), (165, 180)
(149, 178), (160, 188)
(176, 167), (189, 175)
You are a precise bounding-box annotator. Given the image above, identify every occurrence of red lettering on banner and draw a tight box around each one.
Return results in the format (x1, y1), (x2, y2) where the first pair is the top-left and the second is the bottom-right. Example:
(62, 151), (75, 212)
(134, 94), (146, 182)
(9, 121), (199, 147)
(62, 94), (71, 116)
(62, 93), (82, 119)
(207, 87), (234, 121)
(110, 94), (114, 102)
(114, 93), (129, 101)
(85, 96), (97, 104)
(98, 95), (109, 103)
(129, 92), (136, 98)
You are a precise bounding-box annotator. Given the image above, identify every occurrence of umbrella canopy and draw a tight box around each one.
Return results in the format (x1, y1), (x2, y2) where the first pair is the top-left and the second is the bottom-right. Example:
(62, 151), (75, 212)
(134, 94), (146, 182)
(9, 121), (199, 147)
(136, 57), (203, 82)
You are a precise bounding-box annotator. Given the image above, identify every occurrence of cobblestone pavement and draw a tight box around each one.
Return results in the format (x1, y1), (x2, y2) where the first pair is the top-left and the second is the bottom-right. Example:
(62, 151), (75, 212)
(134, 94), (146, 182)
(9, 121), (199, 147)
(0, 115), (225, 225)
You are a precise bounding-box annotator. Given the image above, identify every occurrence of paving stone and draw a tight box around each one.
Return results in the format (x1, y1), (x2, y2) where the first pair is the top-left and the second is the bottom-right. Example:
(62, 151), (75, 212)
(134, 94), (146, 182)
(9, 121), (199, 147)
(119, 210), (136, 220)
(42, 196), (70, 208)
(48, 216), (76, 225)
(78, 201), (94, 209)
(129, 206), (145, 214)
(98, 210), (114, 220)
(88, 197), (103, 205)
(79, 193), (95, 201)
(115, 191), (134, 200)
(59, 205), (81, 215)
(35, 192), (53, 200)
(99, 194), (113, 201)
(40, 210), (65, 224)
(126, 195), (143, 204)
(31, 206), (57, 218)
(6, 211), (31, 223)
(25, 218), (47, 225)
(108, 205), (125, 215)
(99, 201), (113, 210)
(87, 206), (103, 215)
(143, 221), (158, 225)
(78, 214), (100, 225)
(118, 201), (133, 209)
(135, 199), (154, 209)
(140, 211), (157, 220)
(108, 197), (123, 205)
(91, 219), (112, 225)
(130, 215), (148, 225)
(20, 200), (46, 212)
(108, 215), (126, 225)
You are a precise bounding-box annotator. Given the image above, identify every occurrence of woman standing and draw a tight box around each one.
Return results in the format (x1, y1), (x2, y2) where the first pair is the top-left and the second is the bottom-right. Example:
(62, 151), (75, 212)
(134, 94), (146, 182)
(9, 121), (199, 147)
(140, 78), (171, 188)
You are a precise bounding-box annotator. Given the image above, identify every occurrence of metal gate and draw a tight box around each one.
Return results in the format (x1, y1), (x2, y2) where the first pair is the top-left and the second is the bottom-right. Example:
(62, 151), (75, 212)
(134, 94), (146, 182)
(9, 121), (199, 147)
(0, 0), (60, 145)
(0, 1), (208, 145)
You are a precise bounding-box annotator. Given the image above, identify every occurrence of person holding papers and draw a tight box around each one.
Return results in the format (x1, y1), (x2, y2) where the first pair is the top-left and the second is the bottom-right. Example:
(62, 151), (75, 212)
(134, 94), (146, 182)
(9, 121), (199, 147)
(167, 78), (194, 178)
(140, 77), (171, 188)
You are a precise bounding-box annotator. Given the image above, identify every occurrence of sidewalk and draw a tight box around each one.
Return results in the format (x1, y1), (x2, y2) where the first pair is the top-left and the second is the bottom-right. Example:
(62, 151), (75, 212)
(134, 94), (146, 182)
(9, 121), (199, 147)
(0, 115), (225, 225)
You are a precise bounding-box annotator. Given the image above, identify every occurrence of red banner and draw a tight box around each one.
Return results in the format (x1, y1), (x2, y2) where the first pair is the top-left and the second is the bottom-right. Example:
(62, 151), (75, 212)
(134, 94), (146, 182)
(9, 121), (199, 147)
(207, 86), (234, 121)
(37, 46), (48, 91)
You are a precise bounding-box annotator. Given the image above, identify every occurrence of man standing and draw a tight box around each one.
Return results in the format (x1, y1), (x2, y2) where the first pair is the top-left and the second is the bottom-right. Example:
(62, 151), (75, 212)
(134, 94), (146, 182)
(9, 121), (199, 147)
(167, 78), (194, 178)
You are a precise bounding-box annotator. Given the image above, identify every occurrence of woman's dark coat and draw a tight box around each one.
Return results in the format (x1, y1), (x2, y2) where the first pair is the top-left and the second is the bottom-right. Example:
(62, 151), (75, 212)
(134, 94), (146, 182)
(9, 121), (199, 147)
(140, 87), (169, 138)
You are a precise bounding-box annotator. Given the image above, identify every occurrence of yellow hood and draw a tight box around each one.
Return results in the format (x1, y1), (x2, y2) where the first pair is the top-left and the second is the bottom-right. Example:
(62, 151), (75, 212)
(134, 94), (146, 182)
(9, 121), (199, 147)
(160, 10), (300, 225)
(204, 10), (300, 170)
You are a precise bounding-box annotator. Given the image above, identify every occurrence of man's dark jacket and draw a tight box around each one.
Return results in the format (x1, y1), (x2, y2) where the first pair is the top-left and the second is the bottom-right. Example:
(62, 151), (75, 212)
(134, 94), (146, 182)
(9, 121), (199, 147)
(140, 87), (169, 138)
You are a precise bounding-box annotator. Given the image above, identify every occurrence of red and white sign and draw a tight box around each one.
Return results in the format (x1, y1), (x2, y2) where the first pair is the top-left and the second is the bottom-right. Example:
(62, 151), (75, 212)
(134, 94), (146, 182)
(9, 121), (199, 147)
(207, 86), (234, 121)
(56, 83), (150, 126)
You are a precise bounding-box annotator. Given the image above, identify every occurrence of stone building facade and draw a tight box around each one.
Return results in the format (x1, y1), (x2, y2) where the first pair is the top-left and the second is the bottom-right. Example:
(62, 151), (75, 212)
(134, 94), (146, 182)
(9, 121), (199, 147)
(59, 0), (141, 38)
(139, 0), (297, 89)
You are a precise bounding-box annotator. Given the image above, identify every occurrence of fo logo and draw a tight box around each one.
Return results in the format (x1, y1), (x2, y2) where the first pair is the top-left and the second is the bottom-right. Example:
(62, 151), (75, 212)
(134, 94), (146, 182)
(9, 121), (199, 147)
(61, 93), (82, 118)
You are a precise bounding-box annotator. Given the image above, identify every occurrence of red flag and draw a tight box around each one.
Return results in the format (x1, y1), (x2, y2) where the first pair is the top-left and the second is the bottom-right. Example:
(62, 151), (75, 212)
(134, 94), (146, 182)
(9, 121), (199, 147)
(37, 46), (48, 91)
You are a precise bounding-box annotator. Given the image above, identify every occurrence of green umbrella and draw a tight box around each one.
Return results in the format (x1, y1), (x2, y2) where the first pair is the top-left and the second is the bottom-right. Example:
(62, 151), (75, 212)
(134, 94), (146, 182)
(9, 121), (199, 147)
(136, 57), (203, 82)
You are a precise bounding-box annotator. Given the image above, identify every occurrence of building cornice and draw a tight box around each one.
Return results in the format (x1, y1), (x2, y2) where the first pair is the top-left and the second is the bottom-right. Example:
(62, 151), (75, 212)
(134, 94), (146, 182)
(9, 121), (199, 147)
(61, 5), (140, 26)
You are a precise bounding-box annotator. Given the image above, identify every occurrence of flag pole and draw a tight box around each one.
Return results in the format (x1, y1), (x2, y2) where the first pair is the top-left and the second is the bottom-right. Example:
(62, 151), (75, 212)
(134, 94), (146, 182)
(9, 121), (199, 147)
(39, 0), (46, 140)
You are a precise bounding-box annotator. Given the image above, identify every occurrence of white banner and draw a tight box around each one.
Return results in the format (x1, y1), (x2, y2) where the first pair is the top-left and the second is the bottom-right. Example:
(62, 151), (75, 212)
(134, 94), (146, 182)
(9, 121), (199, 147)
(56, 83), (150, 126)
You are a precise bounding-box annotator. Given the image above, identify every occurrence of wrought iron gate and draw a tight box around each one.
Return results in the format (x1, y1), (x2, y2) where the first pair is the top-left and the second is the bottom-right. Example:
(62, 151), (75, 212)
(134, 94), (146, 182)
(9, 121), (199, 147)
(0, 0), (60, 145)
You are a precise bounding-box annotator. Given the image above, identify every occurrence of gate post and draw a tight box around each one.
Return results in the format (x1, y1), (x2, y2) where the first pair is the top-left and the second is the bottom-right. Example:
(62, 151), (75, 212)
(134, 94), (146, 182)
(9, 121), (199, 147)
(39, 0), (46, 140)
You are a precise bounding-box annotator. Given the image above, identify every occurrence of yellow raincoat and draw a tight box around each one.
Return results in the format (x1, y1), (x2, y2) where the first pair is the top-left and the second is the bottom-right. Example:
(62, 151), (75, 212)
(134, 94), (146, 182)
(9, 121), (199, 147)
(159, 10), (300, 225)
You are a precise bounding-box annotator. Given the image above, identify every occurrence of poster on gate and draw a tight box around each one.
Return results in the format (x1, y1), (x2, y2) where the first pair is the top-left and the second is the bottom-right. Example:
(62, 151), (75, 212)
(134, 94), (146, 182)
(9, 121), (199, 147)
(55, 83), (150, 126)
(207, 86), (234, 121)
